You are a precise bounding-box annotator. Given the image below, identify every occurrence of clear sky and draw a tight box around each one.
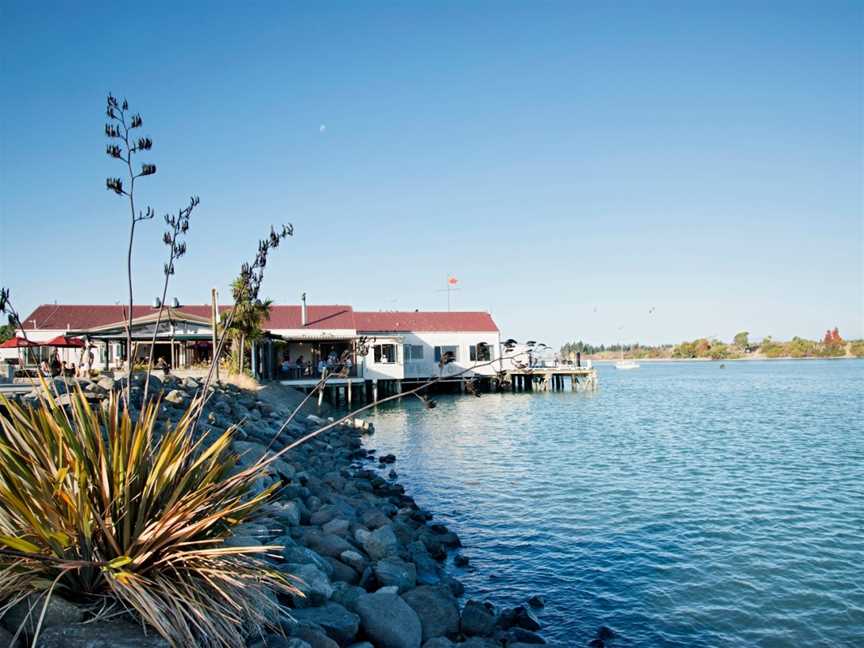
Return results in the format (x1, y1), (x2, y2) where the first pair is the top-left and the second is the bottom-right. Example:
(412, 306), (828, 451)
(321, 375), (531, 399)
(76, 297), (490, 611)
(1, 1), (862, 346)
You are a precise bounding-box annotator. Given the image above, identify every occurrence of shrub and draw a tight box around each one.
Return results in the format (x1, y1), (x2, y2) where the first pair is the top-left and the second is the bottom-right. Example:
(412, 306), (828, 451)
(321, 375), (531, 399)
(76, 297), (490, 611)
(849, 340), (864, 358)
(0, 386), (297, 647)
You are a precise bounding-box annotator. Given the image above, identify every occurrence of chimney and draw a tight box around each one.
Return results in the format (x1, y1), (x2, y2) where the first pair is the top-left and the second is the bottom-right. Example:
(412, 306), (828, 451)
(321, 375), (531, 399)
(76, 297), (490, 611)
(301, 292), (308, 327)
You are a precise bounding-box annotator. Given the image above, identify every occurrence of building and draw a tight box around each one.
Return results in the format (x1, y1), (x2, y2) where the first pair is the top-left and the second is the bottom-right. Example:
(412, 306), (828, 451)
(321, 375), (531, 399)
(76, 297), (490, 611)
(16, 303), (503, 388)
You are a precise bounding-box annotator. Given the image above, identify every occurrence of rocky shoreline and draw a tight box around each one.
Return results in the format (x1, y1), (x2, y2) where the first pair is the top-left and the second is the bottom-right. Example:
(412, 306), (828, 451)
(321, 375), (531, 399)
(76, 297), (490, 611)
(1, 375), (551, 648)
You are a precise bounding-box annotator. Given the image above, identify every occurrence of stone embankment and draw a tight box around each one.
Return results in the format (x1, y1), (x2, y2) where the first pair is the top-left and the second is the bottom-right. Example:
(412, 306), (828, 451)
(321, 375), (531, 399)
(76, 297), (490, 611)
(2, 374), (550, 648)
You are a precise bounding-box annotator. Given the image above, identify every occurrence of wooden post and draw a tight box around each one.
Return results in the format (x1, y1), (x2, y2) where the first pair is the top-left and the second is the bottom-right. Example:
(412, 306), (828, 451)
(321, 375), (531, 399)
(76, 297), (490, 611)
(211, 288), (220, 382)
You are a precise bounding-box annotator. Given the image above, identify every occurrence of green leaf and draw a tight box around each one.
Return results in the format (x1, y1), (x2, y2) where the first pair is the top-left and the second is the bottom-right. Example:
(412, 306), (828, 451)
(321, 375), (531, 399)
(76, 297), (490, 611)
(0, 535), (41, 554)
(106, 555), (132, 569)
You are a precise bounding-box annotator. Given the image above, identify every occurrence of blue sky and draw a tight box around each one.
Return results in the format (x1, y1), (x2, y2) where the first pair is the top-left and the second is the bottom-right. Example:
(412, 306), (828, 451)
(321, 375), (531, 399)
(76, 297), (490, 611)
(1, 1), (861, 346)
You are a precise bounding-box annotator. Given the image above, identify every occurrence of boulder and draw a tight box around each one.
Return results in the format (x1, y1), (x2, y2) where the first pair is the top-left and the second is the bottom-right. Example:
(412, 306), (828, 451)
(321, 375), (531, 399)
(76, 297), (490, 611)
(339, 550), (368, 573)
(34, 621), (168, 647)
(460, 600), (497, 637)
(459, 639), (499, 648)
(355, 592), (422, 648)
(2, 594), (84, 635)
(271, 501), (302, 526)
(290, 603), (360, 645)
(509, 627), (546, 644)
(322, 518), (351, 536)
(374, 557), (416, 592)
(527, 595), (545, 608)
(363, 524), (399, 561)
(421, 639), (455, 648)
(312, 533), (355, 559)
(291, 627), (339, 648)
(249, 637), (312, 648)
(402, 585), (459, 641)
(286, 563), (334, 606)
(283, 547), (334, 576)
(164, 389), (187, 405)
(512, 606), (541, 631)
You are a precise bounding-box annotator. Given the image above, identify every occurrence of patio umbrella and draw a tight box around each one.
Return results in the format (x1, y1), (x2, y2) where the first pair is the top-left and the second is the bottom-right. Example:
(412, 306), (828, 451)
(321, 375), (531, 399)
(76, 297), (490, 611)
(0, 336), (41, 371)
(0, 337), (40, 349)
(45, 335), (85, 348)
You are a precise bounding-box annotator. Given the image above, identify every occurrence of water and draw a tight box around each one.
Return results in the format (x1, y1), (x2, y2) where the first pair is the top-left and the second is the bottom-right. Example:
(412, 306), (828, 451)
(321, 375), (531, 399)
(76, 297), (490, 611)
(364, 360), (864, 647)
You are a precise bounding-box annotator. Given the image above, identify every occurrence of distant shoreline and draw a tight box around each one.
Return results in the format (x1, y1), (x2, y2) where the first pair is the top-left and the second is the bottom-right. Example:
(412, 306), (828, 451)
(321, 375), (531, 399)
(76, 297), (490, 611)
(590, 355), (862, 363)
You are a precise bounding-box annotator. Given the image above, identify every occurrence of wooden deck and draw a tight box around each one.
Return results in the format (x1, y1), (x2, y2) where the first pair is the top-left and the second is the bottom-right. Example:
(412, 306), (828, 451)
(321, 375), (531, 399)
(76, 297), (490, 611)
(504, 366), (598, 392)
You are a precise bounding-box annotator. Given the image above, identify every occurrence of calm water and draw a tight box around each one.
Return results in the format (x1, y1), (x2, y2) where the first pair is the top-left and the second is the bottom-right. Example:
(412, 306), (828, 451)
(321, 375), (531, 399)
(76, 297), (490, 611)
(364, 360), (864, 647)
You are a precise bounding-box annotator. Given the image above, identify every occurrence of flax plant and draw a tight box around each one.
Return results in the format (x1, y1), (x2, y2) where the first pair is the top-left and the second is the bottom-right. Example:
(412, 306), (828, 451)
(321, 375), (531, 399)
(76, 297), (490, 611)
(0, 386), (298, 647)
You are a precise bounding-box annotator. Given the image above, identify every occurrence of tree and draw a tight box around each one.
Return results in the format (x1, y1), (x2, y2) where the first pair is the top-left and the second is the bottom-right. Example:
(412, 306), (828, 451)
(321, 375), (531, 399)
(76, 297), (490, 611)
(222, 276), (273, 374)
(0, 323), (13, 344)
(733, 331), (749, 348)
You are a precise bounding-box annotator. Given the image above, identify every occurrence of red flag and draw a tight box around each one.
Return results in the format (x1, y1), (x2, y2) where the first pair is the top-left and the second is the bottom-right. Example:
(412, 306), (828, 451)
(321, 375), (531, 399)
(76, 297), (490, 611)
(447, 276), (458, 285)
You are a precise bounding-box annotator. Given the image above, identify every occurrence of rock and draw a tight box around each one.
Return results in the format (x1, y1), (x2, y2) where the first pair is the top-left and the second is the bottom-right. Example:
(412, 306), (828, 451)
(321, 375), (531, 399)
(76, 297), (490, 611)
(453, 554), (469, 567)
(272, 500), (302, 526)
(2, 594), (84, 635)
(363, 524), (399, 560)
(378, 453), (397, 464)
(421, 639), (455, 648)
(360, 509), (390, 529)
(330, 583), (366, 613)
(97, 376), (117, 391)
(326, 557), (359, 585)
(458, 639), (499, 648)
(347, 643), (373, 648)
(312, 534), (355, 559)
(374, 557), (417, 592)
(249, 637), (312, 648)
(512, 605), (541, 631)
(527, 595), (545, 608)
(402, 585), (460, 642)
(587, 640), (605, 648)
(290, 603), (360, 645)
(340, 550), (368, 573)
(509, 627), (546, 644)
(596, 626), (616, 640)
(461, 600), (497, 637)
(223, 534), (262, 548)
(322, 518), (351, 536)
(287, 563), (334, 606)
(355, 592), (422, 648)
(445, 577), (464, 597)
(164, 389), (187, 404)
(35, 621), (169, 647)
(284, 547), (334, 576)
(291, 627), (339, 648)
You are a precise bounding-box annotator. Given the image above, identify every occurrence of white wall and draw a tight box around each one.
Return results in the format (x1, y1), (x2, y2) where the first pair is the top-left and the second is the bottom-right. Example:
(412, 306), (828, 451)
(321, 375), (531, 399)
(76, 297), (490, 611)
(359, 330), (501, 380)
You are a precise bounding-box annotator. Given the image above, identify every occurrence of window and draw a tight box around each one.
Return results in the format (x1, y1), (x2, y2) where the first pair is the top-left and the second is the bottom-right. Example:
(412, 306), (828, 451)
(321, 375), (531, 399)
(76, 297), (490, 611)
(404, 344), (424, 362)
(470, 343), (492, 362)
(434, 345), (459, 363)
(374, 344), (396, 364)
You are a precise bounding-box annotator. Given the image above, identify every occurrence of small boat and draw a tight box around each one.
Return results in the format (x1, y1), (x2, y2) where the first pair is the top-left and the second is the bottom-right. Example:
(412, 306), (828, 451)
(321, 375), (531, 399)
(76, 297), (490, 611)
(615, 359), (640, 370)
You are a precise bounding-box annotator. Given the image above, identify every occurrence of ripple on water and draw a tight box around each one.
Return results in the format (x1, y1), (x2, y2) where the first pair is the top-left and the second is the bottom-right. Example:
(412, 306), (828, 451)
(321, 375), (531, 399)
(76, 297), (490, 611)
(365, 360), (864, 646)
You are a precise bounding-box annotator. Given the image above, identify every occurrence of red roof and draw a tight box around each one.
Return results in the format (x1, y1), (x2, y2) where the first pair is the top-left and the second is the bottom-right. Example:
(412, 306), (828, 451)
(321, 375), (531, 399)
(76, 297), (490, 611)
(21, 305), (499, 333)
(264, 305), (355, 330)
(354, 311), (499, 333)
(20, 304), (217, 331)
(21, 304), (355, 332)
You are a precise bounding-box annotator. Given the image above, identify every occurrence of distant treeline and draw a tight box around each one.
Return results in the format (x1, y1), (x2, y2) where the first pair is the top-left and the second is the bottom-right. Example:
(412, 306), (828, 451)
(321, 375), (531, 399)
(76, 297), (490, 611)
(561, 329), (864, 361)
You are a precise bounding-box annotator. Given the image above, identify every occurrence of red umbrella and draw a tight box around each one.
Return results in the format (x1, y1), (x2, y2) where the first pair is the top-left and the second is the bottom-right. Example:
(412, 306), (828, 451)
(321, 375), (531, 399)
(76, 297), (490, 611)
(45, 335), (85, 348)
(0, 337), (40, 348)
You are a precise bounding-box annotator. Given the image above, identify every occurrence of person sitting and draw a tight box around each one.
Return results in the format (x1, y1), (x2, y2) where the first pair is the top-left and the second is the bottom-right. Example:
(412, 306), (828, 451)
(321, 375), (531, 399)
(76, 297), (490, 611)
(317, 358), (327, 376)
(39, 360), (51, 377)
(281, 358), (291, 375)
(50, 355), (62, 377)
